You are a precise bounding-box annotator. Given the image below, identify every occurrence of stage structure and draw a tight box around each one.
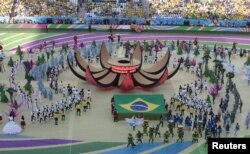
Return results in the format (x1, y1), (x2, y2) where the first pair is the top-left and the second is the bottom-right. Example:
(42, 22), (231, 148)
(68, 42), (181, 90)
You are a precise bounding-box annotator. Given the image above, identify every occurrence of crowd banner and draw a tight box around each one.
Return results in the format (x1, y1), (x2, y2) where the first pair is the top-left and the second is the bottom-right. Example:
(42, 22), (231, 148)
(0, 16), (248, 27)
(0, 23), (248, 33)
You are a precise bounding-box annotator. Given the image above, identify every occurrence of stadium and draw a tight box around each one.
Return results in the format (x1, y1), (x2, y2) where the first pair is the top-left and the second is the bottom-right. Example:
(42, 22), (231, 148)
(0, 0), (250, 154)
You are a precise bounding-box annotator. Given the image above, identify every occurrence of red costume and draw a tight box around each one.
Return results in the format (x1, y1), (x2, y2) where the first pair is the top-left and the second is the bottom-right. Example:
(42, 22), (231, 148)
(232, 42), (237, 54)
(108, 34), (115, 42)
(21, 120), (26, 129)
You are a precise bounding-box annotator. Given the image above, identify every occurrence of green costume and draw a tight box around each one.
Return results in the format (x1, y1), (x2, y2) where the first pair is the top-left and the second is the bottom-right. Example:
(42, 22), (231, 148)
(46, 51), (50, 61)
(192, 131), (199, 143)
(41, 53), (46, 64)
(164, 131), (170, 143)
(194, 47), (200, 56)
(206, 131), (211, 144)
(8, 57), (14, 67)
(136, 131), (143, 143)
(168, 123), (174, 137)
(24, 78), (32, 95)
(143, 124), (148, 136)
(127, 133), (136, 147)
(198, 124), (203, 137)
(0, 89), (9, 103)
(155, 124), (161, 138)
(177, 46), (183, 55)
(16, 46), (23, 61)
(245, 55), (250, 65)
(176, 128), (184, 142)
(149, 128), (154, 143)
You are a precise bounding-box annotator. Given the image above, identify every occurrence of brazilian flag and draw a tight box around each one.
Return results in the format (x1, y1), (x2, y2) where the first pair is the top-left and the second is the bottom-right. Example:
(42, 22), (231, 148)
(114, 94), (167, 116)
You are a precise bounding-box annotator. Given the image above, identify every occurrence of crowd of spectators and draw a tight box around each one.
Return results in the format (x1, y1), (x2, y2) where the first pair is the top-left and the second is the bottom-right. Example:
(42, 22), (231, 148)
(149, 0), (250, 20)
(0, 0), (13, 16)
(0, 0), (249, 26)
(85, 0), (145, 18)
(13, 0), (77, 17)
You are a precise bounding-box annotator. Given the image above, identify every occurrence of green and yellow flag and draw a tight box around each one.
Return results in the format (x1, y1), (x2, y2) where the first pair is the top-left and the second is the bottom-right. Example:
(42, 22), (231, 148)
(114, 94), (166, 114)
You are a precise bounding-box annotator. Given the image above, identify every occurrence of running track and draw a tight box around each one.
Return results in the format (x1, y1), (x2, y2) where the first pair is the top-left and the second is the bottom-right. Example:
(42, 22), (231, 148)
(8, 33), (250, 51)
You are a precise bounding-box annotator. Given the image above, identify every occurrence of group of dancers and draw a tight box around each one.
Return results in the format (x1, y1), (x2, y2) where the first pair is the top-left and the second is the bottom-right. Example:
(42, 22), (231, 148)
(126, 38), (250, 147)
(1, 39), (94, 132)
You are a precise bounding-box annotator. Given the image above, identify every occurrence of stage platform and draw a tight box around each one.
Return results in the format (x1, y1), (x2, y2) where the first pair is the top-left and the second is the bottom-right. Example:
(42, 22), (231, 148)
(113, 94), (167, 120)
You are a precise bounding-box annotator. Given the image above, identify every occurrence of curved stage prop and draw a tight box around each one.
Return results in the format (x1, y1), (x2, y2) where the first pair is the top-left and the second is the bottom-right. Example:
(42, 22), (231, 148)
(68, 42), (182, 90)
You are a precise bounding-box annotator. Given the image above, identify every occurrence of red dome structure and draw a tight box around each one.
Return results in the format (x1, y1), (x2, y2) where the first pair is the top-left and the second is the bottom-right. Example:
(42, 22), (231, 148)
(68, 42), (182, 90)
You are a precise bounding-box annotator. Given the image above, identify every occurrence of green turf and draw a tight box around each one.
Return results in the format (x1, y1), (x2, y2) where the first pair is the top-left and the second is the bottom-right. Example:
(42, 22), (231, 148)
(201, 27), (214, 32)
(190, 143), (208, 154)
(190, 26), (201, 31)
(48, 24), (59, 29)
(174, 26), (190, 31)
(58, 24), (72, 29)
(0, 142), (125, 154)
(1, 33), (61, 50)
(6, 33), (59, 50)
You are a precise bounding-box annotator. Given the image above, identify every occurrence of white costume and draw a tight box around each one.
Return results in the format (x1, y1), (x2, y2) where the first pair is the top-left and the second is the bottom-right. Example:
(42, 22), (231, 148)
(2, 117), (22, 134)
(125, 116), (144, 127)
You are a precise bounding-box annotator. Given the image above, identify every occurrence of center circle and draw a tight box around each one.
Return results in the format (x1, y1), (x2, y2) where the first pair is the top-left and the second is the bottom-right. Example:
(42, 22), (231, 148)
(118, 60), (130, 64)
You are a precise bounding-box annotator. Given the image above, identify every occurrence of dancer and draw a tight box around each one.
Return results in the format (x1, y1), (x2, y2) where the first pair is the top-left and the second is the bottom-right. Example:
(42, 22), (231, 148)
(136, 131), (143, 144)
(142, 122), (148, 136)
(245, 112), (250, 129)
(0, 114), (3, 124)
(234, 123), (240, 136)
(155, 124), (161, 138)
(176, 125), (184, 142)
(149, 126), (154, 143)
(54, 112), (59, 125)
(2, 116), (22, 134)
(20, 115), (26, 129)
(127, 133), (136, 148)
(163, 130), (170, 143)
(192, 131), (199, 143)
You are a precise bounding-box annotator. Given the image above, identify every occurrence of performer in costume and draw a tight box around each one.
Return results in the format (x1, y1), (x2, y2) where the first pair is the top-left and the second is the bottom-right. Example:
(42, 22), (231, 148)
(0, 114), (3, 124)
(198, 121), (203, 137)
(125, 116), (144, 131)
(192, 131), (199, 143)
(163, 130), (170, 143)
(176, 125), (184, 142)
(113, 109), (118, 122)
(108, 34), (115, 42)
(61, 109), (65, 121)
(232, 42), (237, 55)
(142, 121), (148, 136)
(20, 115), (26, 129)
(83, 99), (88, 112)
(2, 117), (22, 134)
(148, 126), (154, 143)
(168, 120), (174, 137)
(205, 131), (211, 144)
(76, 103), (81, 116)
(136, 131), (143, 143)
(86, 97), (91, 109)
(245, 112), (250, 129)
(54, 112), (59, 125)
(127, 133), (136, 148)
(154, 124), (161, 138)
